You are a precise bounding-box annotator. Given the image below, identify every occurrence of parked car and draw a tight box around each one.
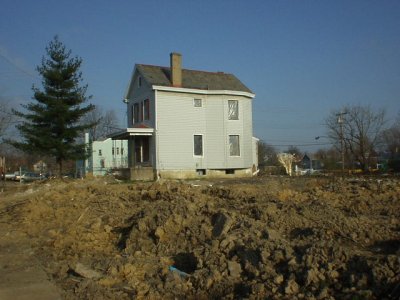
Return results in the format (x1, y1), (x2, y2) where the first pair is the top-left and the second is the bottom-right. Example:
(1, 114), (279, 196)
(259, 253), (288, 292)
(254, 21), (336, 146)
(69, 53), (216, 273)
(4, 173), (16, 180)
(14, 171), (22, 181)
(20, 172), (44, 182)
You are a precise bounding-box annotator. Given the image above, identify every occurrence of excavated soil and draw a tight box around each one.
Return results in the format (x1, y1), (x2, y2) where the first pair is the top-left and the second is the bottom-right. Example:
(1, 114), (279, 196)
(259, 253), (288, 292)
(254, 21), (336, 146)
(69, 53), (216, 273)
(1, 175), (399, 299)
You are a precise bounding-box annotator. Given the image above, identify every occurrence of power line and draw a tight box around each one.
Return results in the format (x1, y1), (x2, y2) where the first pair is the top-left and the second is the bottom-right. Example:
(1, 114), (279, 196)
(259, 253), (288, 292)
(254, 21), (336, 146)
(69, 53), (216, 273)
(0, 52), (36, 78)
(267, 142), (333, 147)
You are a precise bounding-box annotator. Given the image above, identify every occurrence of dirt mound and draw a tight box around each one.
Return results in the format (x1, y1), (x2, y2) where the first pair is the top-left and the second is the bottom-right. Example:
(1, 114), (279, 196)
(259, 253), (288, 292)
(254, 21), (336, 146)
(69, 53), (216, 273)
(3, 176), (400, 299)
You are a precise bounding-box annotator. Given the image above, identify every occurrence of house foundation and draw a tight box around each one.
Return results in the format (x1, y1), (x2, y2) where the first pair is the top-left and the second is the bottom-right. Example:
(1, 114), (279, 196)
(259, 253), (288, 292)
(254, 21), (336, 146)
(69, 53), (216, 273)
(158, 168), (253, 180)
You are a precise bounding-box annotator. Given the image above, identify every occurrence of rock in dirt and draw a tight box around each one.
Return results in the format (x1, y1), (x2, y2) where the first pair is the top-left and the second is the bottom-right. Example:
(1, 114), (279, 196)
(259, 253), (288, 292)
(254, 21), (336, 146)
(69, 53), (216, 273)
(71, 263), (102, 279)
(227, 260), (242, 278)
(211, 212), (233, 237)
(285, 279), (299, 294)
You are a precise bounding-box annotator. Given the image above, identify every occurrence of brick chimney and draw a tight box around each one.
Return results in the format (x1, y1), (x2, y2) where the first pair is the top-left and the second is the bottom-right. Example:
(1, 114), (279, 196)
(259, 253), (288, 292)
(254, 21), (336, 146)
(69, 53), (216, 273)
(170, 52), (182, 87)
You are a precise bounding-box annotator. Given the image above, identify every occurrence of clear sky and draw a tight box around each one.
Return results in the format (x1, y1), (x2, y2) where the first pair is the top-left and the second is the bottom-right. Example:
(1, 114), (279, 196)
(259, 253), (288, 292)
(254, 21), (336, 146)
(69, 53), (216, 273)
(1, 0), (399, 151)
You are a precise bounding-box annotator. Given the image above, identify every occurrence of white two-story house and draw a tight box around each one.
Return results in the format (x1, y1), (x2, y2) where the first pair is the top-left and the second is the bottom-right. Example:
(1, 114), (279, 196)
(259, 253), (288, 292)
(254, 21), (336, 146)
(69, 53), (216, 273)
(112, 53), (258, 180)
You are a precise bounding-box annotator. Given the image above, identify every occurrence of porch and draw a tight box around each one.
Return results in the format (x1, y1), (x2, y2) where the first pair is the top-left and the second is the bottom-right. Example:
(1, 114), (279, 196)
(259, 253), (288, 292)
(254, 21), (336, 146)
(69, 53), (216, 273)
(109, 128), (155, 181)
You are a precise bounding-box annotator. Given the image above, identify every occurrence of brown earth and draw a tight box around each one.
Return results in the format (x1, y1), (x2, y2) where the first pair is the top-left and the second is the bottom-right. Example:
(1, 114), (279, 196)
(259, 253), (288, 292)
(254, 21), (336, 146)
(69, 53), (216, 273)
(0, 175), (399, 299)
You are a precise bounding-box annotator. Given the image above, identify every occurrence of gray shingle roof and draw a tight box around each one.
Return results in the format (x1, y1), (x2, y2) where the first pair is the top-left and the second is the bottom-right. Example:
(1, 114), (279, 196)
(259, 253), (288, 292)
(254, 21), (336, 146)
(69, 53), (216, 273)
(136, 64), (253, 94)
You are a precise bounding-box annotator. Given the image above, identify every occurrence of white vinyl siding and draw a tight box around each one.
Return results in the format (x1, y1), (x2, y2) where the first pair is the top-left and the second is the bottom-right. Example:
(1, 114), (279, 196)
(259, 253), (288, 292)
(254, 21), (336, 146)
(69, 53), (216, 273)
(156, 91), (253, 170)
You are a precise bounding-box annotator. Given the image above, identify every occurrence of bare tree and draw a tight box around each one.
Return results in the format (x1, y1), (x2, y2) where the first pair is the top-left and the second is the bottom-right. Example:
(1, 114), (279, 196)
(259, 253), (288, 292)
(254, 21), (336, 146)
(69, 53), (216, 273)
(325, 105), (387, 171)
(277, 153), (297, 176)
(81, 106), (120, 140)
(102, 110), (120, 137)
(258, 141), (279, 166)
(313, 147), (340, 170)
(381, 112), (400, 158)
(286, 145), (303, 158)
(0, 98), (13, 141)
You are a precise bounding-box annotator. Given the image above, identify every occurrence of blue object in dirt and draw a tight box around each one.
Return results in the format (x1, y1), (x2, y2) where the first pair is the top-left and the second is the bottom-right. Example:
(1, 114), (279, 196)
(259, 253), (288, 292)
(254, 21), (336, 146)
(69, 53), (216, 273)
(168, 266), (189, 278)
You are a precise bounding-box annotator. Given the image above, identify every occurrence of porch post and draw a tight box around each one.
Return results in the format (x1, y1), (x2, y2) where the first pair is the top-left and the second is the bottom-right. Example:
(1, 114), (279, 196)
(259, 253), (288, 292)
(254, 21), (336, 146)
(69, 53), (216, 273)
(128, 138), (135, 168)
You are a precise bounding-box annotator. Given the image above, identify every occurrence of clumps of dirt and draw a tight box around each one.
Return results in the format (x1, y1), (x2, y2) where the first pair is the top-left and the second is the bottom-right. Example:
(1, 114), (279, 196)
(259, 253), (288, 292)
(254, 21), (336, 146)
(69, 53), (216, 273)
(7, 176), (400, 299)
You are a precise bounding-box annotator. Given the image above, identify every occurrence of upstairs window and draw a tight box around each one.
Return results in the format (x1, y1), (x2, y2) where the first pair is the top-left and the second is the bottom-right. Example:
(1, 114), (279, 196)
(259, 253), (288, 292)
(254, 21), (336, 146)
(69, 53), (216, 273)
(144, 99), (150, 120)
(228, 100), (238, 120)
(138, 76), (142, 87)
(133, 103), (139, 124)
(194, 135), (203, 156)
(131, 105), (134, 125)
(140, 102), (144, 122)
(194, 99), (202, 107)
(98, 149), (102, 156)
(229, 135), (240, 156)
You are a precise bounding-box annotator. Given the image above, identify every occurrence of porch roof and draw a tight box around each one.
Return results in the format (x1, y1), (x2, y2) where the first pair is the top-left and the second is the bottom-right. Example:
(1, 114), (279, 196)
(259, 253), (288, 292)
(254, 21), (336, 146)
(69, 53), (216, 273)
(109, 127), (154, 140)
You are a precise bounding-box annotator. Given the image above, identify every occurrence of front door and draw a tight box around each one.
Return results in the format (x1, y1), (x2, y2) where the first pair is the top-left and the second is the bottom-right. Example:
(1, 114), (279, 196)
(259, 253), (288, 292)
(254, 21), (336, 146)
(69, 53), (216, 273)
(134, 137), (150, 165)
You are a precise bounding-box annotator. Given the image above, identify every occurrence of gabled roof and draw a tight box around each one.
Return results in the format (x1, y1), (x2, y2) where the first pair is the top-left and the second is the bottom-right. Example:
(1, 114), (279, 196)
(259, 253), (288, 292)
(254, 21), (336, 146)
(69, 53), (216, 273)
(136, 64), (253, 94)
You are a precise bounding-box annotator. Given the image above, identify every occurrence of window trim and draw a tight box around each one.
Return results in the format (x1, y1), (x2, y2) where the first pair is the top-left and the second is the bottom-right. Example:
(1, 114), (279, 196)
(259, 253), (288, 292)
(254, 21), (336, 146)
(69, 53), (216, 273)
(193, 134), (204, 157)
(229, 135), (240, 157)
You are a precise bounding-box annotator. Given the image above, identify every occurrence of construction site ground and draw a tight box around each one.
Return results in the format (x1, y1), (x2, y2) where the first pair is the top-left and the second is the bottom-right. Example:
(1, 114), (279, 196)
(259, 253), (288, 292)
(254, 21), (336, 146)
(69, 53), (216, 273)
(0, 175), (399, 299)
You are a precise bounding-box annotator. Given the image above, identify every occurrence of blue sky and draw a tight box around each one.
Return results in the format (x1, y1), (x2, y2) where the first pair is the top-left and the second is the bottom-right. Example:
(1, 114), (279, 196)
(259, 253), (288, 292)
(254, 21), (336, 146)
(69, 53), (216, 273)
(1, 0), (399, 151)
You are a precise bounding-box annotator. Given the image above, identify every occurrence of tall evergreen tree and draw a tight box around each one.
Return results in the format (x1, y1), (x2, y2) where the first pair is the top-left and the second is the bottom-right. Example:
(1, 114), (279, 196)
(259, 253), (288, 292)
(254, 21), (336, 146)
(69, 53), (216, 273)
(10, 36), (95, 175)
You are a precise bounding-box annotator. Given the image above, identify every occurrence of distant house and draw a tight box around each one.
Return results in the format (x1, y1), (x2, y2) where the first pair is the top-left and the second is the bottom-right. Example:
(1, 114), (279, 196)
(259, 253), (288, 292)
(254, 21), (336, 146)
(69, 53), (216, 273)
(33, 160), (47, 173)
(111, 53), (258, 180)
(296, 154), (323, 175)
(78, 133), (128, 176)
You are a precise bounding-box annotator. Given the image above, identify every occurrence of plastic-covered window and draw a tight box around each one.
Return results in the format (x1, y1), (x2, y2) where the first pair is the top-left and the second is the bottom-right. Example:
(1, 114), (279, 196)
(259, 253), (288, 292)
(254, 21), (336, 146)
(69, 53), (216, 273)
(228, 100), (238, 120)
(229, 135), (240, 156)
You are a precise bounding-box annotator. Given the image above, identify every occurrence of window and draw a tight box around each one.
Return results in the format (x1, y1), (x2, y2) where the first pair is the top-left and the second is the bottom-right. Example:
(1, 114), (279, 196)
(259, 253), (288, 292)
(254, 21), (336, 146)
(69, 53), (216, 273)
(197, 169), (206, 175)
(98, 149), (102, 156)
(131, 105), (135, 125)
(194, 99), (202, 107)
(133, 103), (139, 124)
(228, 100), (238, 120)
(121, 148), (124, 155)
(144, 99), (150, 120)
(138, 76), (142, 87)
(116, 147), (119, 155)
(140, 101), (144, 122)
(112, 147), (115, 155)
(194, 135), (203, 156)
(229, 135), (240, 156)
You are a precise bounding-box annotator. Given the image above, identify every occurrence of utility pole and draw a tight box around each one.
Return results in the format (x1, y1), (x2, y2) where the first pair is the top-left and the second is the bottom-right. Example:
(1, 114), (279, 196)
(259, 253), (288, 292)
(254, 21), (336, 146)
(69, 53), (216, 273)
(336, 111), (347, 174)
